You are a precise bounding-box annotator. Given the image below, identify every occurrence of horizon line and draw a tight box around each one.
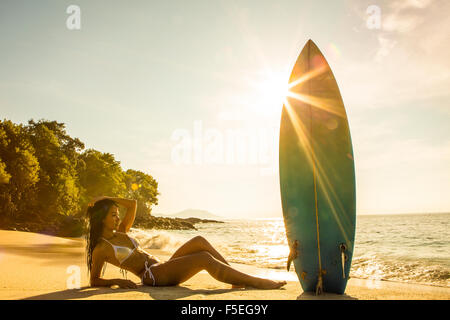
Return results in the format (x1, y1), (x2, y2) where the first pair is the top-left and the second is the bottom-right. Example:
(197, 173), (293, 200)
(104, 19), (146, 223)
(152, 210), (450, 218)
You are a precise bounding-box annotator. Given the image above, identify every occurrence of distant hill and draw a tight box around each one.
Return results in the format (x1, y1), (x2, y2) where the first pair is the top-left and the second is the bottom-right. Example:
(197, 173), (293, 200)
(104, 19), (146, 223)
(153, 209), (224, 220)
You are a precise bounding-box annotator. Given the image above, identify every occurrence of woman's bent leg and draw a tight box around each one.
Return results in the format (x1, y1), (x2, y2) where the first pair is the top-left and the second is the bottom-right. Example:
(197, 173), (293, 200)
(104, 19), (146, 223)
(146, 252), (207, 286)
(149, 251), (286, 289)
(169, 236), (230, 266)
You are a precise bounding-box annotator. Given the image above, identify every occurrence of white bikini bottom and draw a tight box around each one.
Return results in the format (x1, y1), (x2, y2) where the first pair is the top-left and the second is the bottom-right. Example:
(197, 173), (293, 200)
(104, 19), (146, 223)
(141, 258), (162, 286)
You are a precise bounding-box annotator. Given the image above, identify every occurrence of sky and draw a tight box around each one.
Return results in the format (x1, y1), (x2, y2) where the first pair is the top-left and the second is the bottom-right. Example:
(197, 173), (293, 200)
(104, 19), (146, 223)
(0, 0), (449, 218)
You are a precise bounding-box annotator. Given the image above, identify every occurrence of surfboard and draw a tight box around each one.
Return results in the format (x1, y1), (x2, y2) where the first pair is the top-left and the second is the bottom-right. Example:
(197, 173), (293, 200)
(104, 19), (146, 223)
(279, 39), (356, 294)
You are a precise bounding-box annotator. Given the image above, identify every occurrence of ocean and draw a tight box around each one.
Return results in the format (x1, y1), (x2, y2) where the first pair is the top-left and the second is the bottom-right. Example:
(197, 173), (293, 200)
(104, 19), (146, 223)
(129, 213), (449, 287)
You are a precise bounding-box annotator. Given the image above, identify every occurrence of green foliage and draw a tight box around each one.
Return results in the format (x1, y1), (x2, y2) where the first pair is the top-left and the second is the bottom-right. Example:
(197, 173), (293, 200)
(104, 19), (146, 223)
(25, 119), (84, 219)
(0, 160), (11, 184)
(0, 118), (159, 233)
(77, 149), (127, 211)
(124, 169), (160, 220)
(0, 120), (40, 220)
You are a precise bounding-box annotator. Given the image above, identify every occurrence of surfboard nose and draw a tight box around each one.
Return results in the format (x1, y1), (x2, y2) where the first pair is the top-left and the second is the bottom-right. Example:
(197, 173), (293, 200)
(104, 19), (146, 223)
(305, 39), (319, 50)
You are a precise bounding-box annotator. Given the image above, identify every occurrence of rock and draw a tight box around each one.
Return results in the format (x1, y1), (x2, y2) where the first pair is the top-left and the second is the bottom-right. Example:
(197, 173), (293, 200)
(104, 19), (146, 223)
(57, 215), (86, 237)
(134, 215), (198, 230)
(175, 217), (224, 225)
(0, 212), (224, 237)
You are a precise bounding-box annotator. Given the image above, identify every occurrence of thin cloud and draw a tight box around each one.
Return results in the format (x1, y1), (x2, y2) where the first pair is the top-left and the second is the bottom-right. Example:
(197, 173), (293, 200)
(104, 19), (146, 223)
(376, 0), (448, 61)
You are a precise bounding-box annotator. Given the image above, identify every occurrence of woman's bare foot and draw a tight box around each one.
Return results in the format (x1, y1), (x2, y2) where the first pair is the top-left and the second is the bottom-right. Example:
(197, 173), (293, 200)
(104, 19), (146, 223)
(252, 279), (287, 290)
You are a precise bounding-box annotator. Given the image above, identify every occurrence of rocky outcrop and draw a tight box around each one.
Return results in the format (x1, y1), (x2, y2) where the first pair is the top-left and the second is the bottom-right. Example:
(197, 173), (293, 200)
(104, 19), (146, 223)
(133, 215), (224, 231)
(0, 214), (224, 237)
(175, 217), (224, 225)
(0, 214), (86, 237)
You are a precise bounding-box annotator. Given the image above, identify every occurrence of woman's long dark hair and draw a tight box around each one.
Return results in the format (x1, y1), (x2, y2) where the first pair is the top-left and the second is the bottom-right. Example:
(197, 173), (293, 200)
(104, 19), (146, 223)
(86, 198), (119, 276)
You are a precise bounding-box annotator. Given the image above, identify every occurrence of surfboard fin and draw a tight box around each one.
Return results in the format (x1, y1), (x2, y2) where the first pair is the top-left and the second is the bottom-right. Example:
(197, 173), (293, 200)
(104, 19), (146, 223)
(315, 275), (323, 295)
(340, 244), (348, 279)
(287, 240), (299, 271)
(315, 270), (326, 295)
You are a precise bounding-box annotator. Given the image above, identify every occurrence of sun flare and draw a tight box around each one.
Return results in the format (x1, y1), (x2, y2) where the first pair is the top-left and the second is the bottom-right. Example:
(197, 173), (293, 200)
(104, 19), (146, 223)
(247, 71), (290, 116)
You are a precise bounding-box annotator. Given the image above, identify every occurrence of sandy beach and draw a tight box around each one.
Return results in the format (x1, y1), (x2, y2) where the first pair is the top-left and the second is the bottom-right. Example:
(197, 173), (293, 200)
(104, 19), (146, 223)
(0, 230), (448, 300)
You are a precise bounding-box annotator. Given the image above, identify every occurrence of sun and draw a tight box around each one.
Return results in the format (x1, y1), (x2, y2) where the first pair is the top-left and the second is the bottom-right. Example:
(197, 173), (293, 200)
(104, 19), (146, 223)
(247, 70), (290, 116)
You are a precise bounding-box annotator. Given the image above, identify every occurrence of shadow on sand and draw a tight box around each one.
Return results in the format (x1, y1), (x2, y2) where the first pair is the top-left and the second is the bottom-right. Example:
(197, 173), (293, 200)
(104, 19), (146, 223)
(297, 291), (358, 300)
(22, 285), (253, 300)
(0, 242), (84, 266)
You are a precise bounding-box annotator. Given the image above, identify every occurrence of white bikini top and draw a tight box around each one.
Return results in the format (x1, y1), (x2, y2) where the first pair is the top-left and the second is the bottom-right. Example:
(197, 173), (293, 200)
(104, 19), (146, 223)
(101, 232), (139, 265)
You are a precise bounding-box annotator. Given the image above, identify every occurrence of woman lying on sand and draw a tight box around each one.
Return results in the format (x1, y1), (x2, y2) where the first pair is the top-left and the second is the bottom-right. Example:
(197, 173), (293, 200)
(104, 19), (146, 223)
(86, 196), (287, 290)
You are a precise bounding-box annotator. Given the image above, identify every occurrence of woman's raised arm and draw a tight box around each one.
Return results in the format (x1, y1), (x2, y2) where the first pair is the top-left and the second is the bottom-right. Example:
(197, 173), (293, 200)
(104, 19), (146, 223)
(111, 197), (137, 233)
(88, 196), (137, 232)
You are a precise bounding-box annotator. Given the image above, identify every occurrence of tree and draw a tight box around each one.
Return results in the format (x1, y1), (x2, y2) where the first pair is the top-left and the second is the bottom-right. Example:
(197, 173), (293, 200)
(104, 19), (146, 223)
(77, 149), (127, 212)
(0, 159), (11, 184)
(26, 119), (84, 218)
(0, 119), (40, 221)
(0, 117), (160, 235)
(124, 169), (159, 220)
